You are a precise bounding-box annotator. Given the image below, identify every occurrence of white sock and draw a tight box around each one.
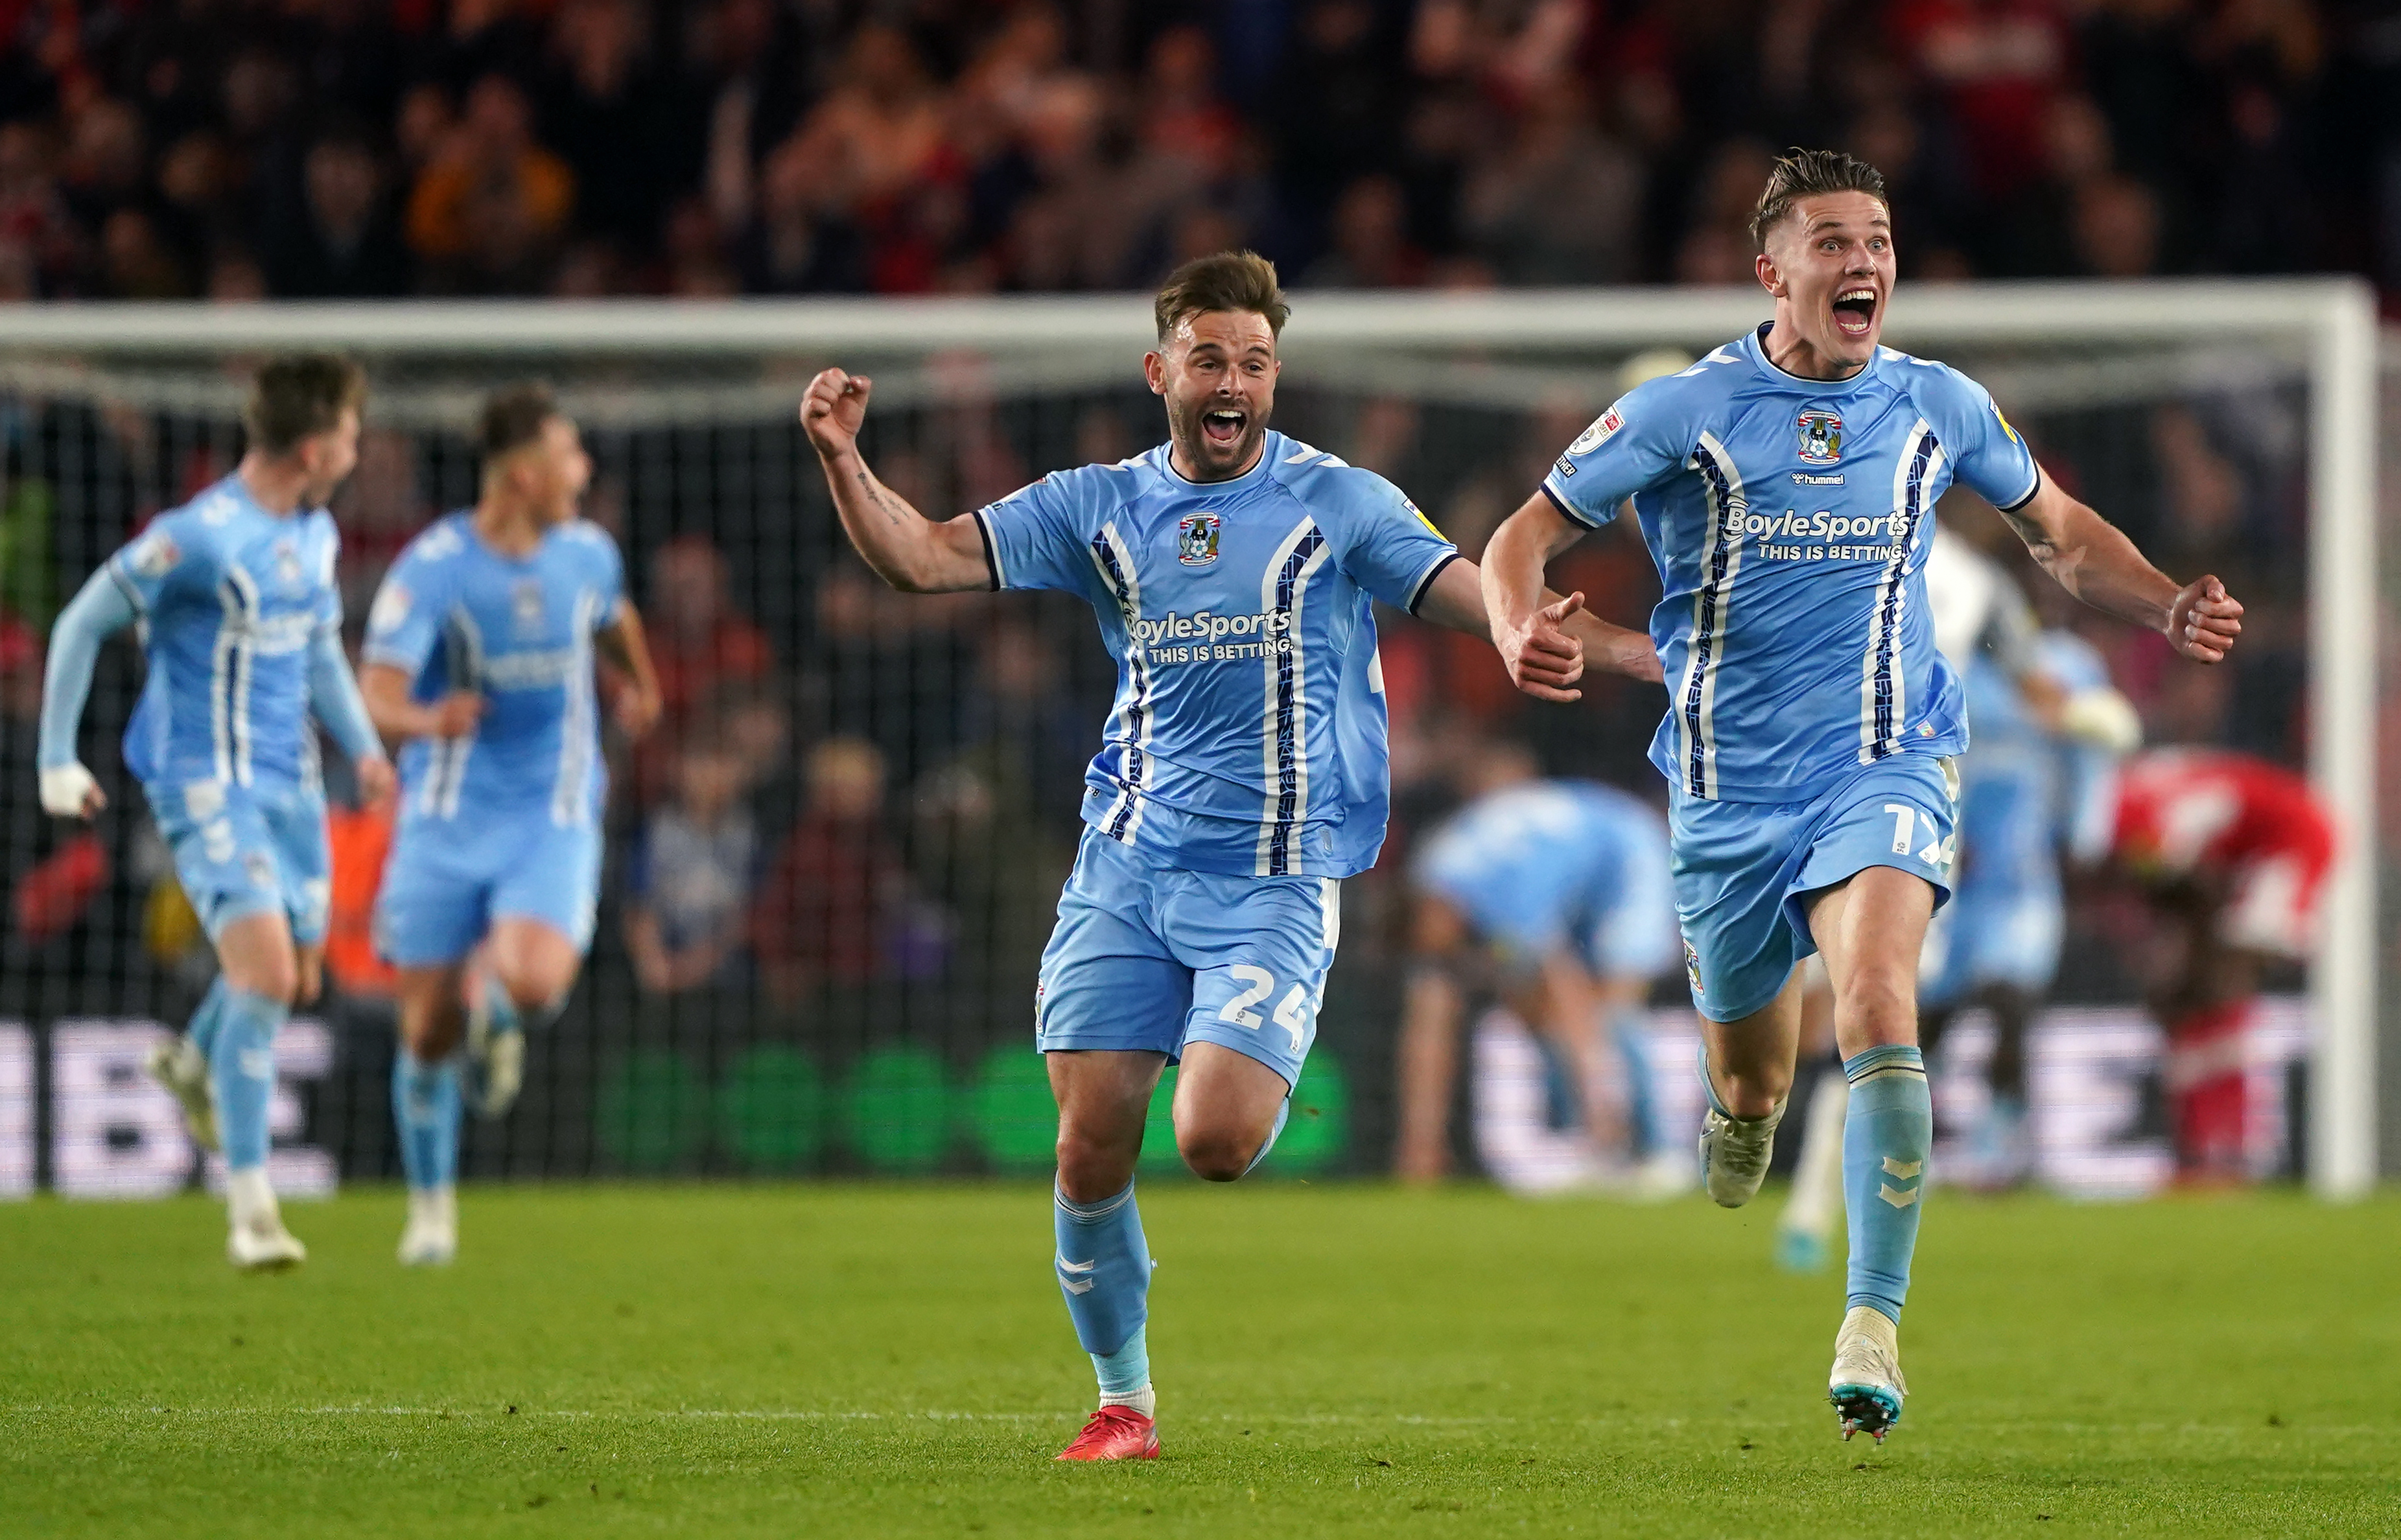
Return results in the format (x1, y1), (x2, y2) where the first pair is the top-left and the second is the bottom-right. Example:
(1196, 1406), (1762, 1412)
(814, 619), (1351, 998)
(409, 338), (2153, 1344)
(1101, 1385), (1156, 1418)
(1780, 1071), (1849, 1241)
(226, 1166), (278, 1230)
(407, 1185), (456, 1229)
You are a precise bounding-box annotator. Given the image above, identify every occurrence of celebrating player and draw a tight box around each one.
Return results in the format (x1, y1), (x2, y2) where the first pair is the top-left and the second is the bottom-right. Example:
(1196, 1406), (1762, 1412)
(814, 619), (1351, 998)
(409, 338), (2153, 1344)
(2108, 748), (2333, 1180)
(801, 251), (1656, 1462)
(359, 385), (661, 1266)
(1778, 547), (2139, 1270)
(1397, 741), (1681, 1189)
(38, 355), (393, 1270)
(1481, 149), (2242, 1441)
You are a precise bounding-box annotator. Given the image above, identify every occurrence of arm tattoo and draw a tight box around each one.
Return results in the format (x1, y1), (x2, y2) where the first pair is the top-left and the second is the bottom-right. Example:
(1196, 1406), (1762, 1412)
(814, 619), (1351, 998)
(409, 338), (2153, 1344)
(854, 469), (906, 528)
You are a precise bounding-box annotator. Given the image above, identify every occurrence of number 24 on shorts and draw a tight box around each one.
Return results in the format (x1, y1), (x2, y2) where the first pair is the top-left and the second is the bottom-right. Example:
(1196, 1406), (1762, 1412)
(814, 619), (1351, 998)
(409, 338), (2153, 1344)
(1219, 964), (1313, 1053)
(1884, 803), (1955, 870)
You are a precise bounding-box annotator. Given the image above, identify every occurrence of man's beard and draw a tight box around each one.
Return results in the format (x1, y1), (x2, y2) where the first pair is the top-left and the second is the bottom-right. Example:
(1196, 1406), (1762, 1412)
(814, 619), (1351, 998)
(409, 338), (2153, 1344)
(1169, 395), (1267, 480)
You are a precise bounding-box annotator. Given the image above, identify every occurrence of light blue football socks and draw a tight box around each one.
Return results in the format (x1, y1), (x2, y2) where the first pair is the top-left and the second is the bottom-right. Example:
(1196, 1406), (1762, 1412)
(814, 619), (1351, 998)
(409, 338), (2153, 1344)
(209, 988), (287, 1172)
(393, 1049), (463, 1191)
(1055, 1181), (1153, 1405)
(184, 975), (231, 1061)
(1094, 1325), (1150, 1401)
(1842, 1044), (1931, 1324)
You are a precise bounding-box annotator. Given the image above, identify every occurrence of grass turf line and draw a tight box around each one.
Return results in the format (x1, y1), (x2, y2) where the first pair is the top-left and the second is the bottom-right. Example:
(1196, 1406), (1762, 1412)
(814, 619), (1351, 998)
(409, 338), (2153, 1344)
(2, 1184), (2395, 1538)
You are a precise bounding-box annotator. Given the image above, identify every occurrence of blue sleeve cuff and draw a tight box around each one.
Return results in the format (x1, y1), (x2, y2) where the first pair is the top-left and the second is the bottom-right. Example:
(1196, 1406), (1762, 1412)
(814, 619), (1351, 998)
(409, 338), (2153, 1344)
(1540, 480), (1606, 530)
(1405, 551), (1462, 615)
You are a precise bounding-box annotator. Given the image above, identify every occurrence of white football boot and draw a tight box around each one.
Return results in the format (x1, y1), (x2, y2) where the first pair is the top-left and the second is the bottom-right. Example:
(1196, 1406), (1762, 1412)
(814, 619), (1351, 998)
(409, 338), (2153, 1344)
(1698, 1102), (1783, 1208)
(226, 1213), (307, 1271)
(225, 1167), (305, 1270)
(397, 1186), (458, 1267)
(146, 1036), (220, 1152)
(1828, 1305), (1908, 1443)
(465, 1000), (524, 1117)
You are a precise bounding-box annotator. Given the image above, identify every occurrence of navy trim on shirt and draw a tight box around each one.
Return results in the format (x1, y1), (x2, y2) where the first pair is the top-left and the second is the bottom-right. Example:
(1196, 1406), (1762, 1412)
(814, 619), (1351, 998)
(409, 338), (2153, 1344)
(970, 508), (1001, 592)
(1407, 552), (1462, 616)
(1540, 480), (1602, 530)
(1995, 470), (2043, 515)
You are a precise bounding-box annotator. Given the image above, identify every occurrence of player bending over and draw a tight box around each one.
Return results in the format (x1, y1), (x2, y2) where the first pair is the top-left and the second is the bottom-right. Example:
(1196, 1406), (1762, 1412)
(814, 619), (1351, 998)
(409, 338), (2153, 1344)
(802, 251), (1654, 1462)
(2108, 748), (2333, 1181)
(1397, 741), (1682, 1191)
(1481, 150), (2242, 1441)
(359, 386), (661, 1266)
(39, 355), (393, 1270)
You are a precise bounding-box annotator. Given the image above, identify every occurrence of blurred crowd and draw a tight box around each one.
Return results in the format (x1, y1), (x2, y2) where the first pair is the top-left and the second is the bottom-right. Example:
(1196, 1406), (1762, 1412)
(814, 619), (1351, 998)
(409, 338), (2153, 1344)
(0, 0), (2392, 304)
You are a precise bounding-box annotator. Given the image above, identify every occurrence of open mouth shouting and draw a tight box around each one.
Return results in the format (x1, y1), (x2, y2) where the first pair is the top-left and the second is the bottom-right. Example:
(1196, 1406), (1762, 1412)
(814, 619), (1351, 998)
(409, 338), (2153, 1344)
(1200, 407), (1247, 447)
(1832, 286), (1879, 340)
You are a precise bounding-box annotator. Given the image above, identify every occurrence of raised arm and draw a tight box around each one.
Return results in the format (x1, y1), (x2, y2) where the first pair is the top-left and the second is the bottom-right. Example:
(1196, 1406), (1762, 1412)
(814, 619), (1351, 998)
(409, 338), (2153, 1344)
(800, 368), (994, 595)
(36, 566), (139, 818)
(2000, 469), (2243, 664)
(595, 598), (664, 739)
(1411, 555), (1660, 701)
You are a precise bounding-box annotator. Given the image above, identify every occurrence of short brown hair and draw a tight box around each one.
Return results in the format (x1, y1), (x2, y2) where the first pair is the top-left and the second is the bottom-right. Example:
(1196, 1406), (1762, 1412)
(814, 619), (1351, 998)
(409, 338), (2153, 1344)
(1153, 250), (1289, 342)
(480, 382), (559, 461)
(1750, 148), (1889, 251)
(243, 354), (366, 456)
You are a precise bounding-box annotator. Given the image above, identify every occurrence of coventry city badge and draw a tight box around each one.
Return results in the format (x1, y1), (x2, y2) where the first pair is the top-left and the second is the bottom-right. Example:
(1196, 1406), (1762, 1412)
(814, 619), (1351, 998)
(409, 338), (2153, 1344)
(1796, 408), (1844, 466)
(511, 579), (546, 636)
(1177, 513), (1221, 568)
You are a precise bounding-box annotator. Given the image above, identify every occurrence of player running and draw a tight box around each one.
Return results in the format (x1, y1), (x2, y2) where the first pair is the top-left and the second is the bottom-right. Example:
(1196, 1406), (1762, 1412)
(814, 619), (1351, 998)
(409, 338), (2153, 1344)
(1481, 149), (2242, 1441)
(801, 251), (1656, 1462)
(1778, 611), (2137, 1268)
(38, 355), (393, 1270)
(359, 385), (661, 1266)
(2108, 747), (2333, 1180)
(1397, 742), (1681, 1189)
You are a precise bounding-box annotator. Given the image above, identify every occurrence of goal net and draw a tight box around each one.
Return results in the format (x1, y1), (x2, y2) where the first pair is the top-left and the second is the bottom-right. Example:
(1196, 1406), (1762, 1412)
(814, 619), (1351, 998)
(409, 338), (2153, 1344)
(0, 284), (2378, 1199)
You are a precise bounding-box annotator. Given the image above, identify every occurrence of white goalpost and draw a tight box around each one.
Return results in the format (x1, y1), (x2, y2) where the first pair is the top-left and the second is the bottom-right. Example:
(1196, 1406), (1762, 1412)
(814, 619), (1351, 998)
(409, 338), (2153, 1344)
(0, 278), (2378, 1196)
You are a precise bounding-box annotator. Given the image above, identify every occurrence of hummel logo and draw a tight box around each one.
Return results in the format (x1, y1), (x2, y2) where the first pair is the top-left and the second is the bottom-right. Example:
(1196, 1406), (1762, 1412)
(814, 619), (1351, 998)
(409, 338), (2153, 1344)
(1879, 1184), (1921, 1209)
(1057, 1256), (1095, 1295)
(1880, 1157), (1923, 1180)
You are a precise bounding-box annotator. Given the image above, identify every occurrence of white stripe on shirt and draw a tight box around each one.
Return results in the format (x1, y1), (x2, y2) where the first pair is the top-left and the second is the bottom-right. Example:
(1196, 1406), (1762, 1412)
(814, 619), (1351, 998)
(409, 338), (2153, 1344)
(1860, 420), (1943, 763)
(1086, 522), (1154, 843)
(1677, 432), (1747, 800)
(1254, 515), (1333, 876)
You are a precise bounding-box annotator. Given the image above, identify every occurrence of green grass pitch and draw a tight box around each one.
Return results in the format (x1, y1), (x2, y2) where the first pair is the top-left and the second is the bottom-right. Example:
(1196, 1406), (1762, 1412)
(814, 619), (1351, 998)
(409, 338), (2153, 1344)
(4, 1184), (2395, 1537)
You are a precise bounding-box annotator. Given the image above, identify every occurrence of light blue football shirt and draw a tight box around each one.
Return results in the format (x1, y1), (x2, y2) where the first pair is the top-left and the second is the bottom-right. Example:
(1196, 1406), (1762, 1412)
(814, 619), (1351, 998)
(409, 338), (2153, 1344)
(976, 431), (1458, 878)
(108, 475), (344, 792)
(1413, 779), (1669, 955)
(1542, 323), (2041, 803)
(362, 512), (624, 830)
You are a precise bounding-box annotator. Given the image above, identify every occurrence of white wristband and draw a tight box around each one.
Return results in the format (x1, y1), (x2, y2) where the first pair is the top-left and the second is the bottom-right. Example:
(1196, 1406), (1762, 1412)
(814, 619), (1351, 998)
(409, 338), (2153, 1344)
(39, 763), (100, 818)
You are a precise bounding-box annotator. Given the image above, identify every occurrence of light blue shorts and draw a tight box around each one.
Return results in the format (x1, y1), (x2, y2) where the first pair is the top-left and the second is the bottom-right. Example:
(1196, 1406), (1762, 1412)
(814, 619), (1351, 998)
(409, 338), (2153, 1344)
(374, 811), (603, 968)
(1670, 754), (1958, 1023)
(1035, 826), (1342, 1088)
(148, 778), (331, 944)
